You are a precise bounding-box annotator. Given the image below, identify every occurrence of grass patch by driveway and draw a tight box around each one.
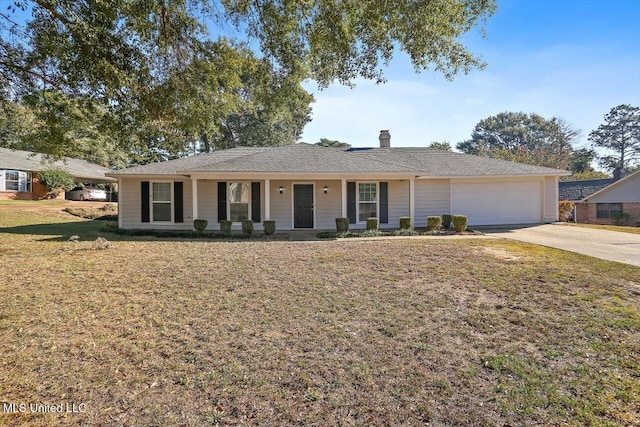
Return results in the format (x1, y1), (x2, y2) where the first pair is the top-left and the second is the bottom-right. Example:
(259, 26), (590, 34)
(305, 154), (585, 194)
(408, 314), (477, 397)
(561, 222), (640, 235)
(0, 205), (639, 426)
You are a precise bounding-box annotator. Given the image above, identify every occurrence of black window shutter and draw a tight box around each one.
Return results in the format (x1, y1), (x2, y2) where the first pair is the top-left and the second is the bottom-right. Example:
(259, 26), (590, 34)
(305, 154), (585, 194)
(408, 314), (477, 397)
(251, 182), (261, 222)
(217, 181), (227, 222)
(379, 182), (388, 224)
(174, 181), (184, 223)
(347, 181), (356, 224)
(141, 181), (150, 223)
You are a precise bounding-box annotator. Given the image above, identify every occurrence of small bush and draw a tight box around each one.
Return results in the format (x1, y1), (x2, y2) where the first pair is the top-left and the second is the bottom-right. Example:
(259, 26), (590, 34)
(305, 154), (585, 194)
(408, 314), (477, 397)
(242, 219), (253, 236)
(367, 217), (379, 231)
(335, 217), (349, 233)
(104, 220), (118, 229)
(558, 200), (574, 222)
(394, 228), (418, 236)
(442, 214), (452, 229)
(399, 216), (412, 230)
(220, 220), (232, 234)
(193, 219), (208, 232)
(38, 166), (75, 197)
(611, 211), (631, 226)
(427, 216), (442, 231)
(360, 229), (382, 237)
(263, 220), (276, 235)
(452, 215), (468, 232)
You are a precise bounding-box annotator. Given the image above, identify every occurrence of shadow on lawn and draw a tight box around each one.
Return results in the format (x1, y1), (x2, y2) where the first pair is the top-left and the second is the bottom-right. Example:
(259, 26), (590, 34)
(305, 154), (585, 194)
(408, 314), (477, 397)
(0, 220), (292, 243)
(0, 219), (118, 242)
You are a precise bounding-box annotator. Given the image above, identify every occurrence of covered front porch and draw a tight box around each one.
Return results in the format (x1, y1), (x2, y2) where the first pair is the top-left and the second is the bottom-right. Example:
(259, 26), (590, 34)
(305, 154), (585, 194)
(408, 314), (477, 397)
(189, 176), (417, 231)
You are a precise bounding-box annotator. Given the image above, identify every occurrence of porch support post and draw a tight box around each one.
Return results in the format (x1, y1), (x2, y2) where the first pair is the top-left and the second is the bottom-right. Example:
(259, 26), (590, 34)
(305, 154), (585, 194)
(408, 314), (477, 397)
(264, 178), (271, 220)
(117, 178), (122, 229)
(409, 178), (415, 225)
(341, 178), (347, 218)
(192, 177), (198, 220)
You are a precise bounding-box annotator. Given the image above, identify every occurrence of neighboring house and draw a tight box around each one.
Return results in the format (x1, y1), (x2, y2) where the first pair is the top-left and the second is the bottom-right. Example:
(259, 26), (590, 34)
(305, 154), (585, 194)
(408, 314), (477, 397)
(558, 178), (614, 202)
(575, 170), (640, 226)
(107, 131), (569, 231)
(0, 147), (116, 200)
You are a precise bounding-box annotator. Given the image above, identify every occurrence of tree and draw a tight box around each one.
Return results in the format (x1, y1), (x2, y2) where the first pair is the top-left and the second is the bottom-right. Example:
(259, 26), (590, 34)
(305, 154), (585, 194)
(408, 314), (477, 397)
(315, 138), (351, 148)
(568, 148), (597, 173)
(457, 112), (579, 170)
(1, 0), (496, 159)
(588, 104), (640, 172)
(38, 166), (75, 198)
(428, 141), (452, 151)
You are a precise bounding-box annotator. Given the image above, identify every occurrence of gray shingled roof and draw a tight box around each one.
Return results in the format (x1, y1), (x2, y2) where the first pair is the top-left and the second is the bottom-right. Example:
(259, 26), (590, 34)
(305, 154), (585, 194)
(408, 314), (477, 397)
(185, 144), (419, 173)
(109, 147), (267, 175)
(0, 147), (116, 182)
(558, 178), (614, 201)
(347, 147), (569, 176)
(108, 143), (570, 177)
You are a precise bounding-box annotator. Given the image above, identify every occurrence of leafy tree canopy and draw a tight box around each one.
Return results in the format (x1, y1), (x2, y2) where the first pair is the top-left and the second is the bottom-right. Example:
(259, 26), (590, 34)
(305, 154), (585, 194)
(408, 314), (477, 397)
(588, 104), (640, 172)
(0, 0), (496, 164)
(457, 112), (579, 170)
(315, 138), (351, 148)
(428, 141), (452, 151)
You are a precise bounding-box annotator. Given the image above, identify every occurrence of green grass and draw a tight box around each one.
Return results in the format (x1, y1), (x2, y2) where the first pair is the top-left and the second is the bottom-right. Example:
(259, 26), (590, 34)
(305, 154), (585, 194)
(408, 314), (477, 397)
(0, 203), (639, 426)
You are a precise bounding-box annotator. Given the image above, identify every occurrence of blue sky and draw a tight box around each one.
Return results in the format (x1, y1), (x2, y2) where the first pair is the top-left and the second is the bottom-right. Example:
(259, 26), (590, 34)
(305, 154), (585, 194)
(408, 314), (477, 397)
(300, 0), (640, 150)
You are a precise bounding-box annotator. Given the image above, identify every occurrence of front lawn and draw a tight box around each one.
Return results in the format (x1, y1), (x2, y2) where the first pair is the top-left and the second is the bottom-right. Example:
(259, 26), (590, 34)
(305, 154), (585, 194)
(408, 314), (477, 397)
(0, 205), (638, 426)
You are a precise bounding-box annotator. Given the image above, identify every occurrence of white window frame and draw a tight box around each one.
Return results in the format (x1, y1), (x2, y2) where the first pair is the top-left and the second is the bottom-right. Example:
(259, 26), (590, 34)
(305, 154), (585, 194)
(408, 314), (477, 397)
(228, 182), (252, 223)
(1, 170), (32, 192)
(356, 181), (379, 224)
(150, 180), (174, 223)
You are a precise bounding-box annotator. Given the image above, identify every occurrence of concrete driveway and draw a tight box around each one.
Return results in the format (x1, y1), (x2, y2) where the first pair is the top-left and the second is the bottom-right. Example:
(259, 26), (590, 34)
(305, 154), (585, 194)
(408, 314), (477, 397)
(484, 224), (640, 267)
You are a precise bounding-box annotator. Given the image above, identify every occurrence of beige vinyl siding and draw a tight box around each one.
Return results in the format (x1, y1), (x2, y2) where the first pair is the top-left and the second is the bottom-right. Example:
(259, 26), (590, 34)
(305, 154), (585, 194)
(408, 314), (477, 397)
(414, 179), (450, 227)
(196, 179), (217, 229)
(588, 173), (640, 203)
(384, 180), (410, 229)
(270, 180), (292, 230)
(119, 177), (193, 229)
(544, 176), (558, 222)
(315, 180), (342, 230)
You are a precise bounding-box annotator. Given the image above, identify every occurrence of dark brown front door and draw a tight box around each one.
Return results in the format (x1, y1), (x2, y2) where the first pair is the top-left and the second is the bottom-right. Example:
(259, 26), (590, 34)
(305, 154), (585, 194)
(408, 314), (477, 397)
(294, 184), (314, 228)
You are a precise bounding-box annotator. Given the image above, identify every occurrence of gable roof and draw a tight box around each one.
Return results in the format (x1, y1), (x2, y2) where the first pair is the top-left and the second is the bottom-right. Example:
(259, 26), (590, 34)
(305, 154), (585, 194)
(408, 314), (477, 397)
(558, 178), (614, 201)
(107, 143), (570, 177)
(581, 170), (640, 202)
(0, 147), (115, 182)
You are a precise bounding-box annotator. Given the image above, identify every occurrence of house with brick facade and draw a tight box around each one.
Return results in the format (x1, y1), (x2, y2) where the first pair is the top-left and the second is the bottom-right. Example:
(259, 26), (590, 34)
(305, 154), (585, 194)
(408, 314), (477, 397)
(574, 170), (640, 226)
(0, 147), (115, 200)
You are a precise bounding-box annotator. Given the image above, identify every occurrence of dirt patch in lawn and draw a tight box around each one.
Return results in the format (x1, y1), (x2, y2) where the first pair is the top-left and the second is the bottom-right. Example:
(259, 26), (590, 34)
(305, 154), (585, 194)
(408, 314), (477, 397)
(0, 209), (639, 426)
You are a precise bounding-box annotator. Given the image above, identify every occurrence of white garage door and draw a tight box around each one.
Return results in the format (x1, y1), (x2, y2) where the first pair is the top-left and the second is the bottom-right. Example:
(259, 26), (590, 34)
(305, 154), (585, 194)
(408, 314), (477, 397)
(451, 181), (542, 226)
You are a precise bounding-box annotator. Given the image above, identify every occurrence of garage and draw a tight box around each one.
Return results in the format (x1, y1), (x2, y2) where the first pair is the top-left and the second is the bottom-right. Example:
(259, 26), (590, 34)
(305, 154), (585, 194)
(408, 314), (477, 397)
(451, 180), (542, 225)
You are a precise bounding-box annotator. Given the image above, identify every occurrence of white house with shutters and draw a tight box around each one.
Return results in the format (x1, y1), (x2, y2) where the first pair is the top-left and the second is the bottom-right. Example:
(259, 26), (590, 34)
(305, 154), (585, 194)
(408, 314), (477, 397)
(107, 131), (569, 231)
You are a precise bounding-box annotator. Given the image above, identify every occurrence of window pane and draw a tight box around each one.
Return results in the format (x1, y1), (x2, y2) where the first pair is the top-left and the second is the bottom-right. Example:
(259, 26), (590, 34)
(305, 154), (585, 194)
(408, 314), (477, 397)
(5, 170), (19, 191)
(359, 183), (377, 202)
(596, 203), (609, 218)
(153, 202), (171, 221)
(152, 182), (171, 202)
(230, 203), (249, 222)
(359, 203), (377, 222)
(610, 203), (623, 214)
(229, 182), (250, 203)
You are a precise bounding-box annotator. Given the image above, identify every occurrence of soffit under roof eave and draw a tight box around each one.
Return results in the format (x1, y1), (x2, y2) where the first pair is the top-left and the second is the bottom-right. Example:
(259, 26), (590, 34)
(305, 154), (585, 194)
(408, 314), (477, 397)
(184, 171), (419, 180)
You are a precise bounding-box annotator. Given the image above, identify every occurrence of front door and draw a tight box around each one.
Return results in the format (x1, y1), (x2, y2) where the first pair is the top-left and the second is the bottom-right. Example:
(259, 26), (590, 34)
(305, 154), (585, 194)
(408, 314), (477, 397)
(293, 184), (314, 228)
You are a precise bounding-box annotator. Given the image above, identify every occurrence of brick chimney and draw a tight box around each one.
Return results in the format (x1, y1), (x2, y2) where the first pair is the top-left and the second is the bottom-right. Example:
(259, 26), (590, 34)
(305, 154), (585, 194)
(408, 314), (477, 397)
(379, 130), (390, 148)
(613, 167), (626, 181)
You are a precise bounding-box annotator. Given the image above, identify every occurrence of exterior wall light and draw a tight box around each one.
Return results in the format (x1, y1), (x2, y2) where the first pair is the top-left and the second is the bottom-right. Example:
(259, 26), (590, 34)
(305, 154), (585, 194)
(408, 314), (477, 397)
(279, 186), (284, 194)
(323, 186), (328, 194)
